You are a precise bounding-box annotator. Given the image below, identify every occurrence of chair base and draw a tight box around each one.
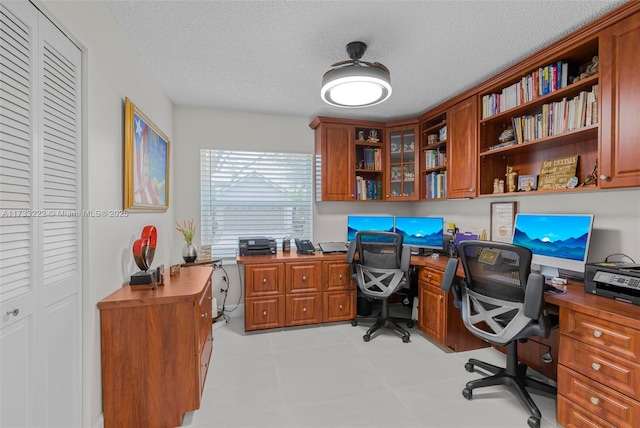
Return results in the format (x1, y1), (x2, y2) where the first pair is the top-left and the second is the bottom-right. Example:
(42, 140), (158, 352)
(351, 299), (413, 343)
(462, 341), (556, 428)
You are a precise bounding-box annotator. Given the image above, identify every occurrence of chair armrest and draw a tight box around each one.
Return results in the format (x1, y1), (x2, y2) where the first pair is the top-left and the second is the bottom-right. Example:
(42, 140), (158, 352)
(345, 241), (356, 264)
(441, 258), (462, 308)
(400, 245), (411, 272)
(523, 273), (545, 319)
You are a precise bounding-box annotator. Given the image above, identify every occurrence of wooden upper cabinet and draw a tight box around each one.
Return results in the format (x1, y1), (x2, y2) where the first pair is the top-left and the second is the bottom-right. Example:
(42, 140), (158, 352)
(385, 119), (419, 201)
(599, 12), (640, 189)
(446, 96), (478, 198)
(313, 120), (354, 201)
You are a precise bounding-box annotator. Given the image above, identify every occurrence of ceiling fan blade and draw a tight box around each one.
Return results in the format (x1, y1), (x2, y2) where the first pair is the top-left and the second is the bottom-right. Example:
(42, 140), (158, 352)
(372, 62), (390, 74)
(330, 60), (355, 67)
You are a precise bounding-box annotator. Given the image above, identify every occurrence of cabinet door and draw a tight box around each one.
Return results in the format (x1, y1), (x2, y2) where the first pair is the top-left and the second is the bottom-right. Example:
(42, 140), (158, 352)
(244, 264), (284, 298)
(386, 124), (418, 201)
(418, 282), (446, 344)
(286, 293), (323, 326)
(599, 13), (640, 188)
(447, 96), (478, 198)
(323, 290), (356, 322)
(315, 124), (354, 201)
(322, 261), (353, 292)
(285, 262), (322, 294)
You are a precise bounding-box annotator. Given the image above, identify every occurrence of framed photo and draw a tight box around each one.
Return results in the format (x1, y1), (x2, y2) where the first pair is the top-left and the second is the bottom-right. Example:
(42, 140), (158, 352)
(518, 174), (537, 192)
(490, 201), (517, 243)
(124, 97), (170, 211)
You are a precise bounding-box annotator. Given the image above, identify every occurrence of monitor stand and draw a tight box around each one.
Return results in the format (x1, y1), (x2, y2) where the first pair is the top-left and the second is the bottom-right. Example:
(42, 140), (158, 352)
(540, 265), (560, 280)
(416, 248), (433, 257)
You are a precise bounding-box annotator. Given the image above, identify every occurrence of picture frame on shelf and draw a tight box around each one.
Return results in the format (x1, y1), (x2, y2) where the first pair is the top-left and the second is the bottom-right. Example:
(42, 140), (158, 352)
(517, 175), (538, 191)
(490, 201), (517, 243)
(124, 97), (170, 212)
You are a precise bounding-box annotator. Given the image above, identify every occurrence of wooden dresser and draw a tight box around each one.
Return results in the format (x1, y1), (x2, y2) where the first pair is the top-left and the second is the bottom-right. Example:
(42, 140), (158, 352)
(97, 267), (213, 428)
(546, 285), (640, 427)
(237, 252), (355, 331)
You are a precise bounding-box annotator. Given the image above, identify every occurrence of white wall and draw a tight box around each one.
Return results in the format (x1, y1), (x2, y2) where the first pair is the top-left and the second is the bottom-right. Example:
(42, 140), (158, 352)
(39, 1), (175, 426)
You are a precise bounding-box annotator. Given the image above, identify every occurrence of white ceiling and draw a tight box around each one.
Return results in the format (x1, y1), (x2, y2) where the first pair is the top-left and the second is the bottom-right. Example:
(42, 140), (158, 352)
(105, 0), (625, 122)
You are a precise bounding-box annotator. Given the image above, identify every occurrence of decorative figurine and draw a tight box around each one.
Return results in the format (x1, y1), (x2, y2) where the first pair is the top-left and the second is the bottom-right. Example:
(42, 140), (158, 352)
(506, 165), (518, 192)
(499, 179), (505, 193)
(130, 225), (158, 287)
(368, 129), (379, 142)
(358, 130), (365, 141)
(579, 159), (598, 187)
(493, 178), (501, 194)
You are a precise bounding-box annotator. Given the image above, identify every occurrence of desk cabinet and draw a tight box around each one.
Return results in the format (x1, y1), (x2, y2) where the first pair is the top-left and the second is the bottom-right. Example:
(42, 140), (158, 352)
(557, 306), (640, 427)
(240, 253), (356, 331)
(97, 267), (213, 428)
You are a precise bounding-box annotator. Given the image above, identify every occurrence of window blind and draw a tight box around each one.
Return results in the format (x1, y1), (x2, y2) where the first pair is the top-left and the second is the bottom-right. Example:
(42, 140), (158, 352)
(201, 149), (313, 259)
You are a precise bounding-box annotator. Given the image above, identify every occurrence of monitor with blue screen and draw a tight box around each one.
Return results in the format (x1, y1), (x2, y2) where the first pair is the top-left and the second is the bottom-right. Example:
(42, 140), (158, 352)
(511, 213), (594, 279)
(394, 216), (444, 255)
(346, 215), (395, 242)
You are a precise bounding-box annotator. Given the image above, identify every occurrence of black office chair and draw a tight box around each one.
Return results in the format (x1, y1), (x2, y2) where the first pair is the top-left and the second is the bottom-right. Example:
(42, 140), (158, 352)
(346, 231), (413, 343)
(441, 240), (557, 428)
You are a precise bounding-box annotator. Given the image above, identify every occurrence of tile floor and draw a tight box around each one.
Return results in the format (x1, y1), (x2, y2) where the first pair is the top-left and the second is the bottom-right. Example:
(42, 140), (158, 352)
(183, 314), (559, 428)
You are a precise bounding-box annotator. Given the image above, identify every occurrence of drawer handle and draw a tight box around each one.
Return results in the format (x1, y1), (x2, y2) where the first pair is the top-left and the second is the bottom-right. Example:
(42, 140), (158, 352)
(427, 274), (432, 279)
(591, 362), (601, 371)
(590, 397), (600, 406)
(201, 313), (208, 319)
(302, 275), (307, 281)
(593, 330), (602, 338)
(263, 278), (267, 283)
(303, 307), (307, 312)
(6, 308), (19, 317)
(339, 274), (343, 279)
(262, 310), (267, 316)
(339, 304), (343, 310)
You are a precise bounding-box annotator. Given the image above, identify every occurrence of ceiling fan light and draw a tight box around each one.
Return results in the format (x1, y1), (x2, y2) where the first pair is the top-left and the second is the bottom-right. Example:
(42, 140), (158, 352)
(321, 65), (392, 108)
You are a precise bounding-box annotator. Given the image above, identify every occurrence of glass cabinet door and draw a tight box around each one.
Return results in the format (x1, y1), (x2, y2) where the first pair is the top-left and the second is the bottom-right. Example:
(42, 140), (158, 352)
(388, 127), (417, 200)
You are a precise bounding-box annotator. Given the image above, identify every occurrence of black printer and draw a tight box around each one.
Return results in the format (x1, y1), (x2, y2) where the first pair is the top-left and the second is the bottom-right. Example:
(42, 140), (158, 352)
(584, 261), (640, 305)
(238, 236), (277, 256)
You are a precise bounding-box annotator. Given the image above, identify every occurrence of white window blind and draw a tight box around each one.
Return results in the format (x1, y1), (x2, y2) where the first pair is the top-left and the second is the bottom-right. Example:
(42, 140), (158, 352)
(201, 149), (313, 259)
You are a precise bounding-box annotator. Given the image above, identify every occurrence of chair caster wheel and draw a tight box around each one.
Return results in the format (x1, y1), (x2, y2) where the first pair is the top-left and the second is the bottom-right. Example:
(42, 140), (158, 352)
(527, 416), (540, 428)
(363, 334), (370, 342)
(464, 362), (474, 372)
(462, 388), (472, 400)
(402, 335), (410, 343)
(351, 320), (358, 326)
(407, 320), (415, 328)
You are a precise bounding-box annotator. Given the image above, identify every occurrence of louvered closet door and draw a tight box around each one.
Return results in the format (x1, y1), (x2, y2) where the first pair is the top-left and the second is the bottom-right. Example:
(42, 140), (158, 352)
(0, 1), (82, 427)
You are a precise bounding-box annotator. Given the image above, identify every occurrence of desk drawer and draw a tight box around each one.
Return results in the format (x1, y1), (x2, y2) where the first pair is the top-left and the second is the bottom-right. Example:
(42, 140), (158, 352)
(558, 365), (640, 428)
(558, 394), (619, 428)
(244, 296), (285, 331)
(419, 267), (443, 287)
(559, 335), (640, 398)
(560, 309), (640, 360)
(285, 293), (322, 326)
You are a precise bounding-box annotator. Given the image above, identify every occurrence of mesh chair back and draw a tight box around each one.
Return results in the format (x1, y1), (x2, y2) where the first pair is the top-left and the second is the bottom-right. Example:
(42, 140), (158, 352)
(354, 231), (407, 299)
(457, 240), (537, 346)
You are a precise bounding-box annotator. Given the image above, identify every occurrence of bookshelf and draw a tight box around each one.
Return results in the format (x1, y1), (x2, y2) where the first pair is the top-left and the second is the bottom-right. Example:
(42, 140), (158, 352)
(354, 126), (384, 200)
(478, 38), (600, 197)
(419, 114), (447, 200)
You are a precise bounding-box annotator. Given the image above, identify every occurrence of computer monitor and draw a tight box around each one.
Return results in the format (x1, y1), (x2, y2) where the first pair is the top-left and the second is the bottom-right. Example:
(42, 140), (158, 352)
(394, 216), (444, 255)
(346, 215), (395, 242)
(511, 213), (594, 279)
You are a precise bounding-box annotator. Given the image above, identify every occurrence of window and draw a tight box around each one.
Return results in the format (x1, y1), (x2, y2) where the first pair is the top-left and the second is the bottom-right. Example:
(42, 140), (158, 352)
(201, 149), (313, 259)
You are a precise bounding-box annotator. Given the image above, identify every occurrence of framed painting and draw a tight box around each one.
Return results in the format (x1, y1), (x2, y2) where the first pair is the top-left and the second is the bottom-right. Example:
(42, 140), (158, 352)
(124, 97), (170, 211)
(490, 201), (517, 243)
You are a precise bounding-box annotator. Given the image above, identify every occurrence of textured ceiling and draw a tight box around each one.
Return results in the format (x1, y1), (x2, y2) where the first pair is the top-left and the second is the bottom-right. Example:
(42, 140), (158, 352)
(105, 0), (625, 122)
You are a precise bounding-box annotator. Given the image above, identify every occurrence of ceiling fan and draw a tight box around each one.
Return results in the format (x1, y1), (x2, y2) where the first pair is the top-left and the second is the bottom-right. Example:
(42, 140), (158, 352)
(321, 41), (392, 108)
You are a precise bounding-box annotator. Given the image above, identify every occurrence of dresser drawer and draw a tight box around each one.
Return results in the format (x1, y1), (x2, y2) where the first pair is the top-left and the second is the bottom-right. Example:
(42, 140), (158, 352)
(559, 336), (640, 398)
(558, 365), (640, 428)
(558, 394), (619, 428)
(419, 267), (443, 286)
(244, 296), (285, 331)
(285, 293), (323, 326)
(323, 290), (356, 323)
(323, 261), (353, 292)
(285, 262), (322, 294)
(560, 309), (640, 360)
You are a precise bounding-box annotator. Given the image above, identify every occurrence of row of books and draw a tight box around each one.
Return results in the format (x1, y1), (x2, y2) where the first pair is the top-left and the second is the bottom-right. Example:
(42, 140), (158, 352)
(482, 60), (579, 119)
(511, 85), (598, 144)
(355, 176), (382, 200)
(424, 148), (446, 169)
(424, 171), (446, 199)
(358, 147), (382, 170)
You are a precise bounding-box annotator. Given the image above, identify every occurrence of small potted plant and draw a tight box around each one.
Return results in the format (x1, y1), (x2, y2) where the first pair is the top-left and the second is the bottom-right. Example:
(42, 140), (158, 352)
(176, 219), (198, 263)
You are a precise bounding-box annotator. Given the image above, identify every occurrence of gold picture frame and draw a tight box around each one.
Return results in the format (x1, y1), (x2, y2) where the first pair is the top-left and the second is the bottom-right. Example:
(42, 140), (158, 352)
(124, 97), (170, 211)
(490, 201), (517, 243)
